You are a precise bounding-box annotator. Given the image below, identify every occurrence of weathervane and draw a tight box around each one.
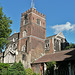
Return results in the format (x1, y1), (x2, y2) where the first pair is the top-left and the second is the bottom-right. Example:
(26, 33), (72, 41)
(31, 0), (35, 8)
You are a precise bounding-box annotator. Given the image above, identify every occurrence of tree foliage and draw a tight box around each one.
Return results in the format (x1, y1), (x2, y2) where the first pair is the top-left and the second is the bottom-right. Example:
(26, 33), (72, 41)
(26, 68), (33, 75)
(8, 61), (26, 75)
(45, 61), (56, 75)
(0, 63), (10, 75)
(65, 43), (75, 50)
(0, 7), (12, 52)
(25, 68), (40, 75)
(0, 61), (40, 75)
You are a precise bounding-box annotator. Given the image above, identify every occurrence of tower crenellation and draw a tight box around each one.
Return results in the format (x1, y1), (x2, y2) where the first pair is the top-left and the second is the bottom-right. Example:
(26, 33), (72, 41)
(21, 8), (45, 18)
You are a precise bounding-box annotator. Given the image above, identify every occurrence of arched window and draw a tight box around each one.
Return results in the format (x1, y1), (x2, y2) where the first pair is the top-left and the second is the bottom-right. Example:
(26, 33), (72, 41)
(22, 45), (26, 52)
(23, 30), (27, 37)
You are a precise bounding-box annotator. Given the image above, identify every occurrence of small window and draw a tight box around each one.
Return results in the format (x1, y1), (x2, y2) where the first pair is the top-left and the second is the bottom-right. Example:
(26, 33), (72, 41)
(22, 54), (26, 60)
(22, 45), (26, 52)
(23, 30), (27, 37)
(13, 44), (16, 50)
(22, 54), (25, 60)
(23, 20), (28, 25)
(37, 19), (41, 25)
(45, 44), (49, 48)
(45, 40), (50, 51)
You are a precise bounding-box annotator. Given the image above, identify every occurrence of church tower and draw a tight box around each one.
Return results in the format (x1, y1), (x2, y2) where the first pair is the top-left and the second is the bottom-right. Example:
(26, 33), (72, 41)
(17, 3), (46, 68)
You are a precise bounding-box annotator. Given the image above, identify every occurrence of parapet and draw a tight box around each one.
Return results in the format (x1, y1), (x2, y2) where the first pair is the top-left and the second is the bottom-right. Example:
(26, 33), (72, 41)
(21, 8), (45, 18)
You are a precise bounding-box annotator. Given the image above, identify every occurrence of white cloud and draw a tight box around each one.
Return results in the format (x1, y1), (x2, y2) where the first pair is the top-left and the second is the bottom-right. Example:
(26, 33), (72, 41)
(51, 22), (75, 34)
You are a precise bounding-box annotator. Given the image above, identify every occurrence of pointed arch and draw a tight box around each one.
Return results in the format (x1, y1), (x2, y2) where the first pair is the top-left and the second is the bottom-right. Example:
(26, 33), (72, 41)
(23, 30), (27, 37)
(22, 45), (26, 52)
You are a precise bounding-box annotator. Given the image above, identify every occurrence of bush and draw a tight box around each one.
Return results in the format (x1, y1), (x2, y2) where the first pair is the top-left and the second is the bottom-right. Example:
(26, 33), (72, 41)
(8, 61), (26, 75)
(33, 72), (40, 75)
(26, 68), (40, 75)
(0, 63), (10, 75)
(65, 43), (75, 50)
(26, 68), (33, 75)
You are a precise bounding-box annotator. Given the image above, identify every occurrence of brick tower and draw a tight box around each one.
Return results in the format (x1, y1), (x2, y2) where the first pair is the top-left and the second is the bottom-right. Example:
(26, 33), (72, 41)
(16, 8), (46, 68)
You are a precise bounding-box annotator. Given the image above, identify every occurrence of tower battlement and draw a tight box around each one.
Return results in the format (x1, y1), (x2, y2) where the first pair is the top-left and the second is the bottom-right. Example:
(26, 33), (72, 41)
(21, 8), (45, 18)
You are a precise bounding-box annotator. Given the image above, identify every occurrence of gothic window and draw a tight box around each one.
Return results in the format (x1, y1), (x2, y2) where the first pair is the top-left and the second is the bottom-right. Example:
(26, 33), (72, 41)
(22, 54), (25, 60)
(45, 44), (49, 48)
(23, 30), (27, 37)
(45, 40), (50, 51)
(22, 45), (26, 52)
(54, 39), (59, 52)
(37, 19), (41, 25)
(22, 54), (26, 60)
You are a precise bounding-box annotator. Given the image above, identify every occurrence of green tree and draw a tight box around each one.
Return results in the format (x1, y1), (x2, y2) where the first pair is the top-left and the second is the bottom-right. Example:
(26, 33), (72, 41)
(8, 61), (26, 75)
(0, 63), (10, 75)
(0, 7), (12, 52)
(65, 43), (75, 50)
(26, 68), (33, 75)
(45, 61), (56, 75)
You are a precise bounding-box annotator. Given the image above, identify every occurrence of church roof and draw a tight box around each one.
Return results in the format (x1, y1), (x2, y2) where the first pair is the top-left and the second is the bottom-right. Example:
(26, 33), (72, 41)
(46, 32), (65, 39)
(33, 48), (75, 64)
(47, 34), (56, 39)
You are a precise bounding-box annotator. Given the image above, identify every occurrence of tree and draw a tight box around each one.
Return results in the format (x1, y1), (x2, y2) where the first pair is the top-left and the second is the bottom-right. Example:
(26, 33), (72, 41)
(0, 63), (10, 75)
(65, 43), (75, 50)
(8, 61), (26, 75)
(0, 7), (12, 52)
(45, 61), (56, 75)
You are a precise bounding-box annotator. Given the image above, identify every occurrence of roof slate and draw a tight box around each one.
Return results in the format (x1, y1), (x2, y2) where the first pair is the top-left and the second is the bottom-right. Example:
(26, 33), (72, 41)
(33, 48), (75, 64)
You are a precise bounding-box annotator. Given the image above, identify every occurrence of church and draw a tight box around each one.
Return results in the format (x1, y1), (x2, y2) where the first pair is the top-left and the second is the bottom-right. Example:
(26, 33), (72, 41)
(0, 1), (75, 75)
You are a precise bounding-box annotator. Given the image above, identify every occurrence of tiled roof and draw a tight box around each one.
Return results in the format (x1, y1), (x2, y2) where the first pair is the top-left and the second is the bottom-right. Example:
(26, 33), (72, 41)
(33, 48), (75, 64)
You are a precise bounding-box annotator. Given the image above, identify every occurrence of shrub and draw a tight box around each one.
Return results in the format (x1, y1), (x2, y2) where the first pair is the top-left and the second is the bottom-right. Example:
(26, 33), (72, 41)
(26, 68), (40, 75)
(33, 72), (40, 75)
(26, 68), (33, 75)
(0, 63), (10, 75)
(8, 61), (26, 75)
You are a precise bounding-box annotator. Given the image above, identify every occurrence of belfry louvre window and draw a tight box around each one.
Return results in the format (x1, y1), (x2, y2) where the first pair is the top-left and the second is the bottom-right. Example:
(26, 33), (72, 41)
(37, 19), (41, 25)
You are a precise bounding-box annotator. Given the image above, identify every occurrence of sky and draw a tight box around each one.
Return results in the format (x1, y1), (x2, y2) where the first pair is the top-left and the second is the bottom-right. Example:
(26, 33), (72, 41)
(0, 0), (75, 43)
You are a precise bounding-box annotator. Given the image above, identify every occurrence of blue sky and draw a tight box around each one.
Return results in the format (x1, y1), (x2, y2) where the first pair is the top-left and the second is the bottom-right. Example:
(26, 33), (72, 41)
(0, 0), (75, 43)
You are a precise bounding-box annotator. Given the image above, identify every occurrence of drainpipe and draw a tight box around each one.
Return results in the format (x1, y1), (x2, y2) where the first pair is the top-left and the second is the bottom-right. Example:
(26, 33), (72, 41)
(68, 63), (71, 75)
